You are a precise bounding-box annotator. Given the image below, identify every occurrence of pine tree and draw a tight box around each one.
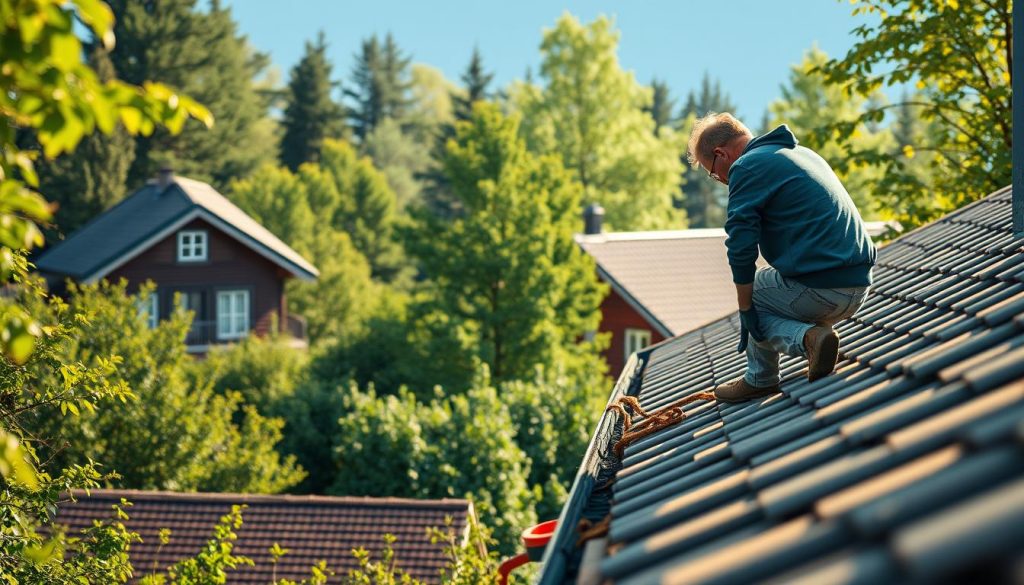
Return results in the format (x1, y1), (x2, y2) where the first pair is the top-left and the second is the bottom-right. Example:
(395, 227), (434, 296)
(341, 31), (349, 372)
(423, 48), (496, 219)
(35, 47), (135, 239)
(451, 46), (494, 122)
(106, 0), (276, 190)
(346, 35), (383, 141)
(279, 31), (346, 171)
(379, 33), (414, 120)
(677, 72), (736, 227)
(347, 33), (413, 141)
(646, 78), (675, 132)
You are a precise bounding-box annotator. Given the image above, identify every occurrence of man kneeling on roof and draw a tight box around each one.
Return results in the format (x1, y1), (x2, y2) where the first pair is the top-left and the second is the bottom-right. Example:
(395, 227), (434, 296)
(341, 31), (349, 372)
(687, 113), (876, 402)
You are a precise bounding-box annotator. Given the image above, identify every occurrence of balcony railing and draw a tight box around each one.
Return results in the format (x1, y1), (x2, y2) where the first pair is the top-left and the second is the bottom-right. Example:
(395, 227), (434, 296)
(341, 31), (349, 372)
(184, 315), (309, 350)
(185, 320), (219, 347)
(285, 314), (307, 340)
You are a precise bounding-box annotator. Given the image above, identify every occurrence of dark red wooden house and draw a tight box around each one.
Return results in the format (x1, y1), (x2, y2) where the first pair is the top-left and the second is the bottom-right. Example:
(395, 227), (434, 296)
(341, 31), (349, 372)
(36, 171), (318, 353)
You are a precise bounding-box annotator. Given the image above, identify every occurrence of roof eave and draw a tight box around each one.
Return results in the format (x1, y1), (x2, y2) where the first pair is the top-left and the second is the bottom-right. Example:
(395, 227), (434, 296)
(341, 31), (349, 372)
(537, 349), (652, 584)
(77, 208), (319, 283)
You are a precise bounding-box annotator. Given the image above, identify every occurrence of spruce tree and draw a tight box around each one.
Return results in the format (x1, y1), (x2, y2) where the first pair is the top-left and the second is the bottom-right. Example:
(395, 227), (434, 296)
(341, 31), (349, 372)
(279, 31), (346, 171)
(379, 33), (414, 121)
(347, 33), (413, 141)
(106, 0), (276, 189)
(451, 46), (494, 122)
(35, 47), (135, 239)
(646, 78), (675, 132)
(677, 72), (736, 227)
(346, 35), (383, 141)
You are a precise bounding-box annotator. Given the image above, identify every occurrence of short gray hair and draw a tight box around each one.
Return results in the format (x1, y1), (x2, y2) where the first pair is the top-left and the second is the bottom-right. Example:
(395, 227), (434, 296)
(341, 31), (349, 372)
(686, 112), (752, 168)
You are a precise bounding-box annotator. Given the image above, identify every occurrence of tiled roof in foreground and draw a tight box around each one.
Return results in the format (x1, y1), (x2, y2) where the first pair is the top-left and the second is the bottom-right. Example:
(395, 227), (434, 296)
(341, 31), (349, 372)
(541, 186), (1024, 584)
(56, 489), (472, 584)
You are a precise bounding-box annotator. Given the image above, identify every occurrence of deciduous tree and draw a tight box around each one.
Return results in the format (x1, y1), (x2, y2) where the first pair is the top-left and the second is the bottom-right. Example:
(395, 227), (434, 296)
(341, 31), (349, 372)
(820, 0), (1011, 228)
(512, 14), (685, 230)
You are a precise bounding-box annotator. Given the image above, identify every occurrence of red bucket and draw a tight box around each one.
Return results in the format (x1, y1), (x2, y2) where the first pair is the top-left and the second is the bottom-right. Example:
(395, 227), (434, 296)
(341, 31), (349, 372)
(522, 519), (558, 561)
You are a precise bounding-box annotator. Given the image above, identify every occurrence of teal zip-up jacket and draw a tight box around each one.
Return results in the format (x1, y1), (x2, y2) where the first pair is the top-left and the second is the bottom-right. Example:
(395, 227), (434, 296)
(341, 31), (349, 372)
(724, 125), (876, 288)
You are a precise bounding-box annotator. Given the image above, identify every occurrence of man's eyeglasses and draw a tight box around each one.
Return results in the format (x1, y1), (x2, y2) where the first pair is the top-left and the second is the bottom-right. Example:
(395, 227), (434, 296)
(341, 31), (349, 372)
(708, 152), (722, 183)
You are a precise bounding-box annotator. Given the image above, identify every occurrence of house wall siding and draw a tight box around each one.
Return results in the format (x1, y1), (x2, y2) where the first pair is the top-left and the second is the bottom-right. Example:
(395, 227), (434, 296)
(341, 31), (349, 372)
(599, 288), (667, 375)
(108, 217), (289, 338)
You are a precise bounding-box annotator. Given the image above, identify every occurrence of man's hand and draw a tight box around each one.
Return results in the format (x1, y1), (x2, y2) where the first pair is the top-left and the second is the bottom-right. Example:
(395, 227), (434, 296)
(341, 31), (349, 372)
(736, 307), (765, 353)
(736, 282), (754, 311)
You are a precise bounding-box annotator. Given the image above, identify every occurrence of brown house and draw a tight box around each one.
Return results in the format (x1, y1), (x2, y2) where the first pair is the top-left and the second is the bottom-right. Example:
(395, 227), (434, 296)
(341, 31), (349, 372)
(36, 171), (318, 352)
(56, 489), (475, 584)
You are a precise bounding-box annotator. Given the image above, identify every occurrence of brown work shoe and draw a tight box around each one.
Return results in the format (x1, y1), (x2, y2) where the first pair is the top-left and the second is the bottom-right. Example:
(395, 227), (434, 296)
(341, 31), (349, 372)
(805, 325), (840, 382)
(714, 378), (781, 403)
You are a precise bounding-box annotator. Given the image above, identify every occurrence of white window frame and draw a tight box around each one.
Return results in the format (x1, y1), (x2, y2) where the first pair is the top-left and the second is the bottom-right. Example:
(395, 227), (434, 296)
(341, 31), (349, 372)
(177, 230), (208, 262)
(216, 290), (250, 340)
(137, 292), (159, 329)
(624, 328), (652, 361)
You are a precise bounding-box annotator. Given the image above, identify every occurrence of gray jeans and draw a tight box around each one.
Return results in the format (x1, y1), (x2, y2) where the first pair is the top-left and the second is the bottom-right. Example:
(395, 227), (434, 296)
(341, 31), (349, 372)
(745, 267), (870, 387)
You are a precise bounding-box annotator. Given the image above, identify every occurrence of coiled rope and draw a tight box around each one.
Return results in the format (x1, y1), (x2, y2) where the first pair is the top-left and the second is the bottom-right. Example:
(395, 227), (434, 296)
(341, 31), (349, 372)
(606, 392), (716, 459)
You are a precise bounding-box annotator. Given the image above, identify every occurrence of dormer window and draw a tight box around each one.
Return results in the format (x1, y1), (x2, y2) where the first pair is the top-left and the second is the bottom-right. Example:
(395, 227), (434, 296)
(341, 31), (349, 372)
(177, 230), (208, 262)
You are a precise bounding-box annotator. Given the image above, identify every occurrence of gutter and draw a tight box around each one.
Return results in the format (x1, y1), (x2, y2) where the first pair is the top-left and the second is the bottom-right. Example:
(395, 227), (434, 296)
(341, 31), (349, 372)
(536, 347), (653, 584)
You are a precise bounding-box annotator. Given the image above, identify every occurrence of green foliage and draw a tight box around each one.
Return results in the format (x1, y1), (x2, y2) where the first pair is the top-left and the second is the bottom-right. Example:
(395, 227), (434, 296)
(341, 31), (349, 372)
(230, 145), (401, 346)
(820, 0), (1012, 228)
(768, 47), (894, 219)
(428, 516), (501, 585)
(35, 47), (136, 238)
(280, 31), (347, 171)
(331, 376), (538, 553)
(363, 117), (432, 212)
(139, 505), (254, 585)
(106, 0), (275, 189)
(676, 73), (735, 227)
(344, 534), (422, 585)
(405, 102), (607, 387)
(0, 2), (211, 578)
(28, 280), (305, 494)
(512, 14), (686, 230)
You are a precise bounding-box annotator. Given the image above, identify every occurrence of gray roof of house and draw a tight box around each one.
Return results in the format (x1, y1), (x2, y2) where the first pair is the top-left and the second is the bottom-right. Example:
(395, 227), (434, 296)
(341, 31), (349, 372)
(576, 222), (895, 337)
(542, 187), (1024, 584)
(36, 176), (318, 281)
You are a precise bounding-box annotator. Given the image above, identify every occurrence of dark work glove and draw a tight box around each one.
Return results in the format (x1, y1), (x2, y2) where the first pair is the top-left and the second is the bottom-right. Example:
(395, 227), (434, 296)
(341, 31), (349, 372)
(736, 307), (765, 353)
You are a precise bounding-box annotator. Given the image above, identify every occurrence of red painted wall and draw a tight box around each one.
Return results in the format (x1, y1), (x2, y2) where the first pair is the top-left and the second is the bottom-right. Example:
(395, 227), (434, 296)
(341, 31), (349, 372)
(108, 217), (290, 339)
(598, 287), (666, 376)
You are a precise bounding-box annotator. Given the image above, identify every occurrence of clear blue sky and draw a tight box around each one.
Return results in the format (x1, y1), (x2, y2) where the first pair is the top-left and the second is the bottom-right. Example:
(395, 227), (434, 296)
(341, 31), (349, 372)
(222, 0), (873, 122)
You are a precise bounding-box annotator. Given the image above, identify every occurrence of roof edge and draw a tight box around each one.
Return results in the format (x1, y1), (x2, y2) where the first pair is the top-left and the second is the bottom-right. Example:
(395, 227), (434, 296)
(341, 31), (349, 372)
(67, 488), (471, 509)
(537, 350), (649, 584)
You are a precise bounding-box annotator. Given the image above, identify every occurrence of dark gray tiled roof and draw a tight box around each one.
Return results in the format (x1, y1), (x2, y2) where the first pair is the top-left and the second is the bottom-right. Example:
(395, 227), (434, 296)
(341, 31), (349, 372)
(36, 176), (318, 281)
(542, 186), (1024, 584)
